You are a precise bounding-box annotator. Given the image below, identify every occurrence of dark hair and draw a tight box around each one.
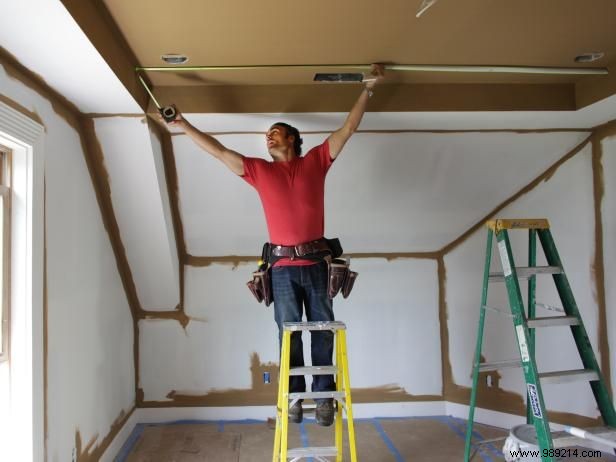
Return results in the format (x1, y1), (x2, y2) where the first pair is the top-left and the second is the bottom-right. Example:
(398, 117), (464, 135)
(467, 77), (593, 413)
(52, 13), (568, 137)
(272, 122), (303, 155)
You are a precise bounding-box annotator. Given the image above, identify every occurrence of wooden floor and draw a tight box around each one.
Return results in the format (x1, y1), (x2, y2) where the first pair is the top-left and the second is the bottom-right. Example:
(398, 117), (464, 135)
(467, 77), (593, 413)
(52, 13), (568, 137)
(116, 416), (616, 461)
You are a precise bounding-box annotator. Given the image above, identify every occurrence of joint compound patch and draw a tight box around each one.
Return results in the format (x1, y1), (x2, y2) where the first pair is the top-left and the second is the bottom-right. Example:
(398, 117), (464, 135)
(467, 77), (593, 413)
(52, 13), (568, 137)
(527, 384), (543, 419)
(516, 325), (530, 362)
(498, 241), (512, 277)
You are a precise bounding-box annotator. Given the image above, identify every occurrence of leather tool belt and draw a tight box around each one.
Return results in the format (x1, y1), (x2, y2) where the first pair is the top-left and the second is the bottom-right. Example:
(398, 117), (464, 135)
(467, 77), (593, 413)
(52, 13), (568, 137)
(246, 237), (358, 306)
(270, 238), (331, 260)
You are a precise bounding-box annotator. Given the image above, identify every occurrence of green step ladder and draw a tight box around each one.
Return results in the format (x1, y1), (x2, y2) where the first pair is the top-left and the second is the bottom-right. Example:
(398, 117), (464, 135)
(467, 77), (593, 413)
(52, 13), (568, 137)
(464, 218), (616, 462)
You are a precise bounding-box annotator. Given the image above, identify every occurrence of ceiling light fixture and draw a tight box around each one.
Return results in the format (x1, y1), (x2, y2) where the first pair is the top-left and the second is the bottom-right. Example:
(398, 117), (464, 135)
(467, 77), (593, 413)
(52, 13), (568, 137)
(161, 54), (189, 65)
(574, 52), (604, 63)
(416, 0), (439, 18)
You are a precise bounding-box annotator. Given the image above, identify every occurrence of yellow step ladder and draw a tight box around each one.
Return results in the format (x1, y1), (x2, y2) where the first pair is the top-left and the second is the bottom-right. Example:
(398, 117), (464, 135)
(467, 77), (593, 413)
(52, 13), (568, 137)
(273, 321), (358, 461)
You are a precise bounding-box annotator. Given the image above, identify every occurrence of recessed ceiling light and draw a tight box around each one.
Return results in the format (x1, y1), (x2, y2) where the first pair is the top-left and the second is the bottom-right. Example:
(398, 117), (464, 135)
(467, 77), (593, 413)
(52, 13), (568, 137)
(161, 54), (189, 65)
(574, 52), (604, 63)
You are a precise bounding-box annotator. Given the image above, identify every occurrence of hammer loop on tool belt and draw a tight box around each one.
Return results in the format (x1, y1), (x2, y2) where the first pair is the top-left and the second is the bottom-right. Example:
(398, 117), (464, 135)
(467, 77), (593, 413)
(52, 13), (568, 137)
(246, 237), (358, 306)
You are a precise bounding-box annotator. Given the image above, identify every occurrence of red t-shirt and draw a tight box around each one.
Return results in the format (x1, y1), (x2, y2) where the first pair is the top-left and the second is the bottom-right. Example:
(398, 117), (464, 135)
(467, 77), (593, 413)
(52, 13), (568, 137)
(241, 140), (334, 266)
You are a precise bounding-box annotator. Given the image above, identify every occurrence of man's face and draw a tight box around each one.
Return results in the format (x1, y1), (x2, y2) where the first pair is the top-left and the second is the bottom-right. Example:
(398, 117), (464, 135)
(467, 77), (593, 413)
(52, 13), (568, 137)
(266, 125), (294, 154)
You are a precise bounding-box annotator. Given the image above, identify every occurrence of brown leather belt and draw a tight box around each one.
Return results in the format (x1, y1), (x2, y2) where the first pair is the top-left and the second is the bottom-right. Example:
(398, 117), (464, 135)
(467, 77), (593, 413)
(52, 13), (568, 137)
(270, 238), (331, 260)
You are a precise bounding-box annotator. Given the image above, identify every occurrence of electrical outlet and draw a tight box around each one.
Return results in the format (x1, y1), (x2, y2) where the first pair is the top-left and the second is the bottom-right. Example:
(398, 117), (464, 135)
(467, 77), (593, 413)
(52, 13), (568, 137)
(72, 447), (77, 462)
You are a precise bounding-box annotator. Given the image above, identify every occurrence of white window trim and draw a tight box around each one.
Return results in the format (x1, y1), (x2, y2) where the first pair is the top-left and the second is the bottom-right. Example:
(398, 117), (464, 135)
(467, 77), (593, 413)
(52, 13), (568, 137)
(0, 101), (45, 462)
(0, 177), (10, 363)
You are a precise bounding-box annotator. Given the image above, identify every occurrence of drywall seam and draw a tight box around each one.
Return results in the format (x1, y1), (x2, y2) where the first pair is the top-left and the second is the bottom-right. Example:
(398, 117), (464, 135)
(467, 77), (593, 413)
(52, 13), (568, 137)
(139, 352), (442, 407)
(437, 255), (601, 427)
(438, 126), (616, 424)
(74, 406), (135, 462)
(78, 118), (142, 317)
(147, 116), (186, 303)
(440, 133), (593, 255)
(0, 47), (141, 460)
(86, 113), (143, 118)
(593, 118), (616, 140)
(0, 47), (82, 131)
(185, 252), (441, 268)
(170, 128), (591, 137)
(591, 134), (611, 395)
(140, 309), (190, 329)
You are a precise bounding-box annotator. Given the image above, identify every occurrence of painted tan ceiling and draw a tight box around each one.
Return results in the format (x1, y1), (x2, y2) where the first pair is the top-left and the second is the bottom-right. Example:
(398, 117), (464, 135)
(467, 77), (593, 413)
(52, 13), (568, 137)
(65, 0), (616, 112)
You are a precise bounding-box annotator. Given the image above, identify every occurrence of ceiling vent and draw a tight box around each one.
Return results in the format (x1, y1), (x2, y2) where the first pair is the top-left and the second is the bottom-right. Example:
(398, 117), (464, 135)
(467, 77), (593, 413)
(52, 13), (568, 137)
(314, 73), (364, 82)
(574, 52), (604, 63)
(161, 54), (189, 65)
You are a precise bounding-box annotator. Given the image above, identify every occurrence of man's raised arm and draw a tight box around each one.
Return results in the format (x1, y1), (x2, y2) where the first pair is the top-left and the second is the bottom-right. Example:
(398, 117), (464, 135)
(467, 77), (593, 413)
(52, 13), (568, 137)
(327, 64), (385, 160)
(165, 107), (245, 176)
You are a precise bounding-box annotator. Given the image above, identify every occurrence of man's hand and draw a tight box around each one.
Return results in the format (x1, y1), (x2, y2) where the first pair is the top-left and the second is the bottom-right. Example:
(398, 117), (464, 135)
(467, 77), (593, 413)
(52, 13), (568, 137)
(364, 63), (385, 90)
(156, 104), (185, 127)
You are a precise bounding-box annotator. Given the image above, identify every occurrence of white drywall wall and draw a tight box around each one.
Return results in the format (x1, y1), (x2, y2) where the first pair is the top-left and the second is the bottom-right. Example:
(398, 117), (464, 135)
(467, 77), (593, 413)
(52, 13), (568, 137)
(0, 64), (135, 460)
(175, 130), (588, 255)
(601, 134), (616, 401)
(139, 258), (441, 401)
(446, 144), (602, 418)
(93, 117), (180, 311)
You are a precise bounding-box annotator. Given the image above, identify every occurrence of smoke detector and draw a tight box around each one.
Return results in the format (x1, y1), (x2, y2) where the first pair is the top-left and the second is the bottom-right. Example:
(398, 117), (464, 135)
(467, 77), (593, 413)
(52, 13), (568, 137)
(161, 54), (189, 65)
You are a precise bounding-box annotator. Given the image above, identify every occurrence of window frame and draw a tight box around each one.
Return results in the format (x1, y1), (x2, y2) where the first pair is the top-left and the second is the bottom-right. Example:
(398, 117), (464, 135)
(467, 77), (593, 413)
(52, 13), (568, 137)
(0, 145), (10, 362)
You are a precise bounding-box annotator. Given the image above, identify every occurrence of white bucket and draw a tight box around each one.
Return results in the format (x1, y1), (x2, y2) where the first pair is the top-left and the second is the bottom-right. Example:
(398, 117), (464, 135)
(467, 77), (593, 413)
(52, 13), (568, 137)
(503, 424), (541, 462)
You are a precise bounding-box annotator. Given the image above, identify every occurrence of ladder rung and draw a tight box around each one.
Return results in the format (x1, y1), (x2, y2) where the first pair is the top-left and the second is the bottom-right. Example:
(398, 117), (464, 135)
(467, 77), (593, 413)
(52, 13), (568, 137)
(289, 366), (338, 376)
(283, 321), (346, 331)
(527, 316), (580, 328)
(288, 391), (345, 400)
(478, 359), (521, 372)
(539, 369), (599, 384)
(287, 446), (338, 458)
(489, 266), (562, 282)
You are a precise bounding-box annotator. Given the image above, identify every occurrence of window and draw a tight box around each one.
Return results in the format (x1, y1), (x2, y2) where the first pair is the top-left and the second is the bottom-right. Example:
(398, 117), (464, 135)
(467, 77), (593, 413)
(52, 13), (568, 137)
(0, 145), (9, 362)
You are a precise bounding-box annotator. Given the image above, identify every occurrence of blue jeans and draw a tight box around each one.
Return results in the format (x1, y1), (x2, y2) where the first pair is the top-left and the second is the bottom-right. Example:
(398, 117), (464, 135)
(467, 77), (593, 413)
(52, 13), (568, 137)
(271, 261), (335, 398)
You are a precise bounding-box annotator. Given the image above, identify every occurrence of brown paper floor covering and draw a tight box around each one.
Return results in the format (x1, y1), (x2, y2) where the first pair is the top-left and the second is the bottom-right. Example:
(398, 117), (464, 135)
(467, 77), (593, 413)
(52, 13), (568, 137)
(117, 416), (616, 461)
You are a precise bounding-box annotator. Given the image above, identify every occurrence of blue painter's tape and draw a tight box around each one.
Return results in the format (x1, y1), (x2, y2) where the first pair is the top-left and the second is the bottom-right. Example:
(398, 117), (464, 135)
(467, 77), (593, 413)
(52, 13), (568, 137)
(372, 419), (404, 462)
(447, 415), (503, 459)
(298, 421), (313, 462)
(437, 416), (494, 462)
(115, 423), (146, 462)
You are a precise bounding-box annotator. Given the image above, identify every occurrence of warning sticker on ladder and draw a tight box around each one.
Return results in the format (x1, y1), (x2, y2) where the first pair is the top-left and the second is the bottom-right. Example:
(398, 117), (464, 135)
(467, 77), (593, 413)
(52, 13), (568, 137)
(497, 241), (512, 277)
(527, 384), (543, 419)
(516, 325), (530, 363)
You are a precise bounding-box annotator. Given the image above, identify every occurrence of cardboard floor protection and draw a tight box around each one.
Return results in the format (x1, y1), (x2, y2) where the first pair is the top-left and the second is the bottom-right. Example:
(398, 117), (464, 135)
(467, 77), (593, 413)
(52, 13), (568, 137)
(125, 424), (240, 462)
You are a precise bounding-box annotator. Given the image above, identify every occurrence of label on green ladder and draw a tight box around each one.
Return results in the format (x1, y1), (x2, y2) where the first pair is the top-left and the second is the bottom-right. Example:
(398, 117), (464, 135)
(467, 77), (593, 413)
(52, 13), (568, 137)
(527, 384), (543, 419)
(498, 241), (512, 277)
(516, 325), (530, 362)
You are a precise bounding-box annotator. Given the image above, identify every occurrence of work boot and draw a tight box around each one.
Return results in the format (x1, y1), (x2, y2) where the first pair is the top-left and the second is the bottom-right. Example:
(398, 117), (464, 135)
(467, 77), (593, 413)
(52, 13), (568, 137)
(315, 399), (334, 427)
(288, 401), (303, 424)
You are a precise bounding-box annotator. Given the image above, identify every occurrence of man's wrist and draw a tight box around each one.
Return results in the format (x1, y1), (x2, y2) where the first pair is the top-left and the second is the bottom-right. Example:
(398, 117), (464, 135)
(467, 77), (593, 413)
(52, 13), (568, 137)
(364, 86), (374, 98)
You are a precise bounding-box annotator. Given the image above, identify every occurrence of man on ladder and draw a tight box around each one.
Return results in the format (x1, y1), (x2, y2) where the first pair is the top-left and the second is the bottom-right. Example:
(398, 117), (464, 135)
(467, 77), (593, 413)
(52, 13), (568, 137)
(163, 64), (384, 427)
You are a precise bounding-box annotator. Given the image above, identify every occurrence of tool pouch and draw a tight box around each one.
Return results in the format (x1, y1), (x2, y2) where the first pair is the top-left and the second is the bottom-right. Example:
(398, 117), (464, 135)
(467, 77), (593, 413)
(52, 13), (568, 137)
(342, 269), (358, 299)
(327, 258), (358, 299)
(246, 266), (273, 306)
